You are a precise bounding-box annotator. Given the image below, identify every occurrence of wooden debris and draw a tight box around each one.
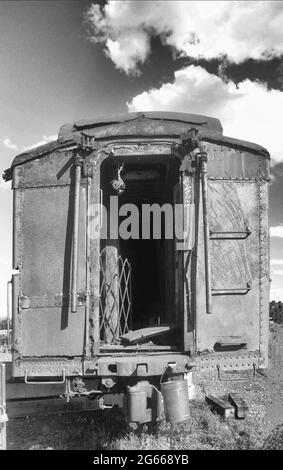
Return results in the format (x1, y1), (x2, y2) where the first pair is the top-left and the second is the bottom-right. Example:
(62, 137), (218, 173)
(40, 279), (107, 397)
(228, 393), (248, 419)
(120, 324), (176, 345)
(205, 395), (235, 419)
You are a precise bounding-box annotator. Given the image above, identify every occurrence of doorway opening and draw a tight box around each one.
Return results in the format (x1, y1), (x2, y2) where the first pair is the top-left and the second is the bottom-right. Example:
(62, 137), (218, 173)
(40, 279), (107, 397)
(99, 154), (181, 349)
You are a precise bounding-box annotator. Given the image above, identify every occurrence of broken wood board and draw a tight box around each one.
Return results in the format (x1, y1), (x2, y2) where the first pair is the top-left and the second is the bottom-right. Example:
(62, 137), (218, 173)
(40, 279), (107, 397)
(205, 395), (235, 419)
(228, 393), (248, 419)
(100, 344), (176, 351)
(120, 324), (176, 345)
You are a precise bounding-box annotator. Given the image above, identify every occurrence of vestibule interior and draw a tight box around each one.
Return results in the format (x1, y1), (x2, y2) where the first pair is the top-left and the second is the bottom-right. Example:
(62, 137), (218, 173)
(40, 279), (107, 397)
(99, 153), (181, 346)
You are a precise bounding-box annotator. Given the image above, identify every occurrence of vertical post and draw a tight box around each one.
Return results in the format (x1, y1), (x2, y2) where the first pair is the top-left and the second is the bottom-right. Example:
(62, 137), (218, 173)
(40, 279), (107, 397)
(0, 363), (7, 450)
(71, 157), (82, 313)
(199, 152), (212, 314)
(6, 281), (12, 350)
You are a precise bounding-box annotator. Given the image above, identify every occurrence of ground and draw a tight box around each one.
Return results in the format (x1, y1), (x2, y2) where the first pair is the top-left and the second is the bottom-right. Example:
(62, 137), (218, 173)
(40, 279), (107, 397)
(3, 323), (283, 450)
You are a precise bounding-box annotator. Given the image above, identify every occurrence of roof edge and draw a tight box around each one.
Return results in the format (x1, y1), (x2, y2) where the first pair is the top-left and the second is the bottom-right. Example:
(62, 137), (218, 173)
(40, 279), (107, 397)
(3, 113), (270, 180)
(58, 111), (222, 144)
(205, 135), (270, 158)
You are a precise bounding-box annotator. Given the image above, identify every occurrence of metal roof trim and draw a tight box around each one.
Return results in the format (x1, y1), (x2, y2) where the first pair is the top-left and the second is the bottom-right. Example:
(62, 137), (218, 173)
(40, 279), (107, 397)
(3, 113), (269, 180)
(58, 112), (222, 143)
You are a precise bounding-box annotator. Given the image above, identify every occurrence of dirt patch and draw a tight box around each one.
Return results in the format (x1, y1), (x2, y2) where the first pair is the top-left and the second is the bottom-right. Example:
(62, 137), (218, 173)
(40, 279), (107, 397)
(5, 323), (283, 450)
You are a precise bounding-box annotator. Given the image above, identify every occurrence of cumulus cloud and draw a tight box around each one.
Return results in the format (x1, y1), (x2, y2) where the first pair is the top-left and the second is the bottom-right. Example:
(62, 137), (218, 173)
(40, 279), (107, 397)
(22, 134), (57, 152)
(270, 226), (283, 238)
(271, 259), (283, 266)
(85, 1), (283, 74)
(0, 137), (18, 151)
(128, 65), (283, 164)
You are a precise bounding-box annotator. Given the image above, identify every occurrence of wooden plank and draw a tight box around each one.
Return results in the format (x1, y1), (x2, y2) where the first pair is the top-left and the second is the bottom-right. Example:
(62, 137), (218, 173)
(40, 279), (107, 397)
(228, 393), (248, 419)
(100, 344), (176, 351)
(120, 324), (176, 344)
(205, 395), (235, 419)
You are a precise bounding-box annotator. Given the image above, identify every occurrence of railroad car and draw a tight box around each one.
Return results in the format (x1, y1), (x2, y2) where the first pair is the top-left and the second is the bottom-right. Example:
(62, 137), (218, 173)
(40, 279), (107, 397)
(3, 112), (270, 422)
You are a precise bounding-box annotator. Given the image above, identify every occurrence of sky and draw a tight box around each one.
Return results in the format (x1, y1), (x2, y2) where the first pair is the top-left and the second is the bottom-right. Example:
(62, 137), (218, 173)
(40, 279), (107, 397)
(0, 0), (283, 316)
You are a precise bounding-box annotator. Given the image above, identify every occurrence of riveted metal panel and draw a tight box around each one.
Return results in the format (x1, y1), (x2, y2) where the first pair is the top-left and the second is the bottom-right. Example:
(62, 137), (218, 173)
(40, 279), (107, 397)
(12, 350), (262, 378)
(20, 307), (85, 356)
(10, 117), (269, 378)
(258, 180), (269, 367)
(13, 151), (74, 189)
(194, 145), (269, 363)
(206, 143), (269, 180)
(21, 185), (86, 297)
(13, 175), (87, 362)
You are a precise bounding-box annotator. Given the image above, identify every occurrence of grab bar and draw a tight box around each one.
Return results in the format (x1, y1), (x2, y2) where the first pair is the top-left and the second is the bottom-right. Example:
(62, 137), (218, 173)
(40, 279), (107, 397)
(71, 156), (82, 313)
(212, 282), (252, 296)
(24, 370), (66, 385)
(217, 364), (256, 382)
(210, 229), (251, 240)
(198, 151), (212, 314)
(6, 280), (12, 350)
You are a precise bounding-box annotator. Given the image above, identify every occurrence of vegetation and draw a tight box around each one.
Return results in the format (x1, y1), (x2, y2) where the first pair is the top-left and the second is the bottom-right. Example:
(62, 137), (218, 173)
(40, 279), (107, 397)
(270, 301), (283, 323)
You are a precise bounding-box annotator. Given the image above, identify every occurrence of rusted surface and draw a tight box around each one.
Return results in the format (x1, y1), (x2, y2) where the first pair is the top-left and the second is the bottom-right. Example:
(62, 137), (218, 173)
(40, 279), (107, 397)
(12, 163), (87, 362)
(4, 112), (269, 178)
(8, 113), (269, 379)
(194, 146), (269, 357)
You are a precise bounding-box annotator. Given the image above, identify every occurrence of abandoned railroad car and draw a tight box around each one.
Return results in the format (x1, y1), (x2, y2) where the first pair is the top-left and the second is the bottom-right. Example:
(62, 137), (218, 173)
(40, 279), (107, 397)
(3, 112), (270, 421)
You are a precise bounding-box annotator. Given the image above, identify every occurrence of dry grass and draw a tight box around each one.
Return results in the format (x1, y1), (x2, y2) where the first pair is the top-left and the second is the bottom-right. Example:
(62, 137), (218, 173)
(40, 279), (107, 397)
(0, 329), (11, 353)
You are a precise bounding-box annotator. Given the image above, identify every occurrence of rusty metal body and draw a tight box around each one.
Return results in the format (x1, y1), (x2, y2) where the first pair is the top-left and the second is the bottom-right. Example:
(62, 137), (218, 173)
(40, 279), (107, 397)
(3, 112), (270, 420)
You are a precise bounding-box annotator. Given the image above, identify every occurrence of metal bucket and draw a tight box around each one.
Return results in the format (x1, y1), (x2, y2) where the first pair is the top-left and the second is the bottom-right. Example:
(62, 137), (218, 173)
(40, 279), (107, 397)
(160, 378), (190, 424)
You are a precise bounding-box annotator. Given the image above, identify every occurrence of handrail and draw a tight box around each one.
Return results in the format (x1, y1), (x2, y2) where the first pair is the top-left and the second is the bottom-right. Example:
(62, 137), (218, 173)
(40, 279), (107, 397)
(24, 370), (66, 385)
(198, 151), (212, 314)
(212, 282), (252, 296)
(210, 229), (251, 240)
(6, 281), (12, 350)
(71, 156), (82, 313)
(217, 363), (256, 382)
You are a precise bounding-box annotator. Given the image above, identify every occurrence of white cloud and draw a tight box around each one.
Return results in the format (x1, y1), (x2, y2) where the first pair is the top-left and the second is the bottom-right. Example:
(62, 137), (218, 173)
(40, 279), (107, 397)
(271, 259), (283, 266)
(128, 65), (283, 164)
(0, 134), (57, 155)
(105, 31), (150, 76)
(0, 137), (18, 151)
(270, 226), (283, 238)
(270, 287), (283, 301)
(86, 1), (283, 74)
(0, 180), (11, 192)
(22, 134), (57, 152)
(272, 269), (283, 276)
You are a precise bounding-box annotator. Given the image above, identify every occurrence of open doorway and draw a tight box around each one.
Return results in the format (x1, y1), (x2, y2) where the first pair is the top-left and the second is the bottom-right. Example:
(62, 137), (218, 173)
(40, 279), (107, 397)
(99, 154), (181, 349)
